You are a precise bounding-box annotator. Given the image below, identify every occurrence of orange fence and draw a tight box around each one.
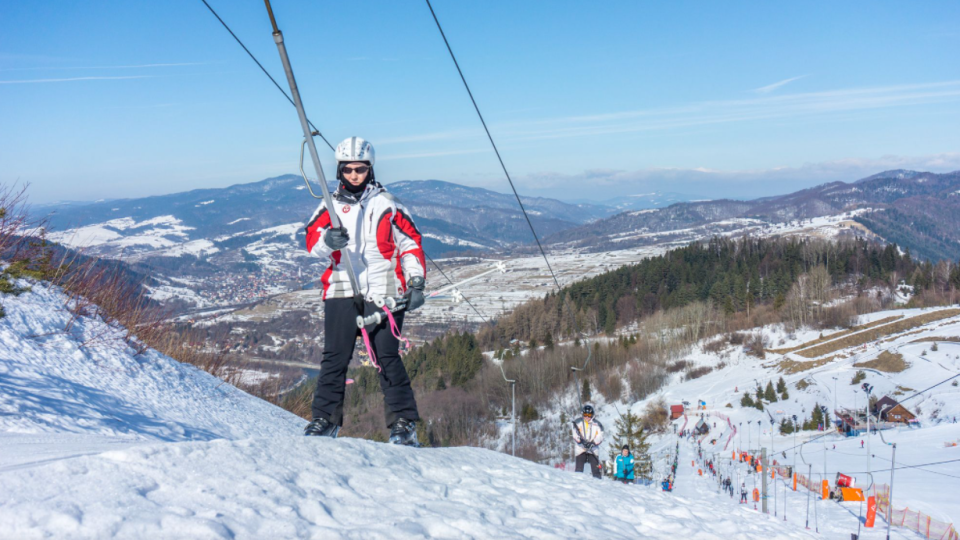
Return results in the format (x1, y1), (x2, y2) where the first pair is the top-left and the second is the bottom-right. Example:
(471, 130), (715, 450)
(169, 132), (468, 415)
(870, 484), (959, 540)
(770, 467), (958, 540)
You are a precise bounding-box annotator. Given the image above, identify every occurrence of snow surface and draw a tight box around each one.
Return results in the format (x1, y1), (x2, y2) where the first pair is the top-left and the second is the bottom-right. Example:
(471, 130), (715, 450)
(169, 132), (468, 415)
(617, 307), (960, 535)
(49, 215), (195, 254)
(0, 279), (822, 539)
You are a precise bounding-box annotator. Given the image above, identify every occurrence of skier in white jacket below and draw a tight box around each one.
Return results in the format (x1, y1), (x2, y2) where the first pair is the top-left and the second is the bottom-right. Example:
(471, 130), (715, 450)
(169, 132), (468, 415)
(572, 404), (604, 478)
(302, 137), (426, 446)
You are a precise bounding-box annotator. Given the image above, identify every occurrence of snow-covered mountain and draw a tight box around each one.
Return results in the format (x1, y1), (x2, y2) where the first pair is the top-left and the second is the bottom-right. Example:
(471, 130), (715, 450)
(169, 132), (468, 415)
(0, 275), (821, 539)
(38, 170), (960, 316)
(598, 191), (705, 211)
(39, 176), (618, 310)
(42, 176), (609, 260)
(547, 170), (960, 260)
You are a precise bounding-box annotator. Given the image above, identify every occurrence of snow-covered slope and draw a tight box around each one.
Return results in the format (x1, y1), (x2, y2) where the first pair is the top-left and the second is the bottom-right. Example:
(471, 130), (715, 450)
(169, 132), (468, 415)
(617, 306), (960, 535)
(0, 279), (299, 443)
(0, 279), (820, 538)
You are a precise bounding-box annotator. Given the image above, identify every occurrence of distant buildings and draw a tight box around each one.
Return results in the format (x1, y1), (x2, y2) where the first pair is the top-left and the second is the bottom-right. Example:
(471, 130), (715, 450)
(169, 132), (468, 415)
(670, 404), (685, 420)
(873, 396), (917, 424)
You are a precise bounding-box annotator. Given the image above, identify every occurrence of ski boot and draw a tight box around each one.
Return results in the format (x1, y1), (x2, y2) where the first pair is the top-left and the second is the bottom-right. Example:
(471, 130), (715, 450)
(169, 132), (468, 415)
(388, 418), (419, 446)
(304, 417), (339, 437)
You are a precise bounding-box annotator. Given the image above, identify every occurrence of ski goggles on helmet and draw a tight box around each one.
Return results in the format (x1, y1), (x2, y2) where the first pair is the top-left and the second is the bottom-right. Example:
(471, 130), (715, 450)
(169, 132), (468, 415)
(341, 165), (371, 175)
(582, 411), (593, 418)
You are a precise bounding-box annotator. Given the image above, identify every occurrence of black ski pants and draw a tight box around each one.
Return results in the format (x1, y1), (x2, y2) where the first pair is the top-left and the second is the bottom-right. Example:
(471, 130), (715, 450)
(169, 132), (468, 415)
(311, 297), (419, 427)
(575, 452), (601, 479)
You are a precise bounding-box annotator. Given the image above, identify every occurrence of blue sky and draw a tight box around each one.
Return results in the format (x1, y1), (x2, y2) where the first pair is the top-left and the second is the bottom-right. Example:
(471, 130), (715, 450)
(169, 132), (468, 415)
(2, 1), (960, 204)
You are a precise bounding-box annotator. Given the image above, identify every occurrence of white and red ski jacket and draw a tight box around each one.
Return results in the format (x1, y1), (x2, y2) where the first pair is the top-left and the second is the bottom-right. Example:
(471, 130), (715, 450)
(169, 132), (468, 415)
(304, 182), (426, 300)
(572, 419), (604, 456)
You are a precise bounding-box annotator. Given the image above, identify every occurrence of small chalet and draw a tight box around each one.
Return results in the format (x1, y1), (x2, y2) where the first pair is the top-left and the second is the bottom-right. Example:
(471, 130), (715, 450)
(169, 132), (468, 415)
(874, 396), (916, 424)
(695, 418), (709, 435)
(670, 404), (685, 420)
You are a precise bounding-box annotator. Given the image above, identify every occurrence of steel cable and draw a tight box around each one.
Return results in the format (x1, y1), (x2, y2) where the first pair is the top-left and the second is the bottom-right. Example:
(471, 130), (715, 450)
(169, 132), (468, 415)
(198, 0), (494, 325)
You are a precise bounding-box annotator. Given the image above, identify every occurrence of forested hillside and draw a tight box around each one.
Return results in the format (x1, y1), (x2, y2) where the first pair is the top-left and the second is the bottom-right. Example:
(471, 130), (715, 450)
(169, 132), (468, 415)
(280, 235), (960, 455)
(480, 236), (959, 346)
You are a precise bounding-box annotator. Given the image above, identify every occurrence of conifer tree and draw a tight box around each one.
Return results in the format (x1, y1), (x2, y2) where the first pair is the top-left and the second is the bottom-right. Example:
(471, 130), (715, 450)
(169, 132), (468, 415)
(776, 377), (786, 394)
(581, 379), (592, 403)
(764, 381), (778, 402)
(544, 332), (554, 351)
(608, 410), (652, 480)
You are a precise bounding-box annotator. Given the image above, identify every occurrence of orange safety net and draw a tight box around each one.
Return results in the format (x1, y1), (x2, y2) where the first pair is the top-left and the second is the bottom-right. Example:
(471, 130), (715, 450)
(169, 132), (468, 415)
(772, 467), (958, 539)
(870, 484), (959, 540)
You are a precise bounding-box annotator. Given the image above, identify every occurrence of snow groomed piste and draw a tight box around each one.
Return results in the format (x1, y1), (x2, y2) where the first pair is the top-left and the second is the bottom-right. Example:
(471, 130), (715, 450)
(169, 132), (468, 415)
(1, 278), (819, 539)
(4, 1), (960, 539)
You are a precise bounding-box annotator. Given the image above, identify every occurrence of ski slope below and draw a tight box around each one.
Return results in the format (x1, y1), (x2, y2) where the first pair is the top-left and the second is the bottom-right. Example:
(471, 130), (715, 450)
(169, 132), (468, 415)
(625, 306), (960, 537)
(0, 279), (819, 539)
(669, 431), (926, 540)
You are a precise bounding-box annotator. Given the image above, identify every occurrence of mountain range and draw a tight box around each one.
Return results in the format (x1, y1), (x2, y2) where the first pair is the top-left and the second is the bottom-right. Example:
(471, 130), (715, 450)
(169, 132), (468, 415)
(545, 169), (960, 261)
(38, 169), (960, 311)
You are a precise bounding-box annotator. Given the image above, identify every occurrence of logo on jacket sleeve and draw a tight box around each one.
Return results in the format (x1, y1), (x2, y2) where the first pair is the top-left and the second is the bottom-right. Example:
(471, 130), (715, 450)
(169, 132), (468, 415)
(342, 205), (351, 213)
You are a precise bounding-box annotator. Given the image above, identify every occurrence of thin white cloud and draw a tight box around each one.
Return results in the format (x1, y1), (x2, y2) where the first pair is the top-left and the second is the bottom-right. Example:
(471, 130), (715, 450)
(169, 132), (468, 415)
(518, 152), (960, 199)
(0, 75), (154, 85)
(379, 148), (489, 161)
(753, 75), (808, 94)
(383, 80), (960, 147)
(377, 128), (480, 145)
(498, 80), (960, 142)
(0, 62), (208, 72)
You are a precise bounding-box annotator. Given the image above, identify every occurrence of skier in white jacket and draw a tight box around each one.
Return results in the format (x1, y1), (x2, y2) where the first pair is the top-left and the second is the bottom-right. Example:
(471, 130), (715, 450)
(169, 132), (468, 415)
(572, 404), (603, 478)
(302, 137), (426, 446)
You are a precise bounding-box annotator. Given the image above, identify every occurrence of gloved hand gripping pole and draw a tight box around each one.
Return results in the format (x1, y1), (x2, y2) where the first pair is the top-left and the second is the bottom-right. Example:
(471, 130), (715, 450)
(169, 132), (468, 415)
(264, 0), (361, 298)
(356, 295), (408, 328)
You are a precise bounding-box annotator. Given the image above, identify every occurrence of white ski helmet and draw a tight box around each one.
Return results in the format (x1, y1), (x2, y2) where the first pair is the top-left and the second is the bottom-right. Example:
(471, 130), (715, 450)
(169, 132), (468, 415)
(335, 136), (375, 165)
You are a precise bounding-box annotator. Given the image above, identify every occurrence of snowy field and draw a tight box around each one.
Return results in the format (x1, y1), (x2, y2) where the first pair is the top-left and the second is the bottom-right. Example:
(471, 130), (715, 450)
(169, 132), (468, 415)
(665, 428), (933, 540)
(1, 279), (828, 539)
(608, 306), (960, 538)
(407, 210), (874, 324)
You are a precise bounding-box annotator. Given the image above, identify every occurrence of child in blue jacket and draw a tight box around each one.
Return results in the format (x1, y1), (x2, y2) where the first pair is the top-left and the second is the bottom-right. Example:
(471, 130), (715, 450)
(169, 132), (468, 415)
(614, 445), (635, 484)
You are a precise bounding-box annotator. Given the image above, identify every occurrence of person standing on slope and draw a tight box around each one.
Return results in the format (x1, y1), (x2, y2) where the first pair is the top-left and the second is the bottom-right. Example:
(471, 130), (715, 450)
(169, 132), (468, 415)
(614, 445), (635, 484)
(572, 404), (604, 479)
(302, 137), (426, 446)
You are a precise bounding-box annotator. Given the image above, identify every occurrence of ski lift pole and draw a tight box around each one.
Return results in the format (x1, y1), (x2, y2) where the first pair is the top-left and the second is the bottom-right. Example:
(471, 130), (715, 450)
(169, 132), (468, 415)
(570, 364), (590, 446)
(875, 420), (897, 540)
(264, 0), (361, 297)
(805, 463), (812, 529)
(886, 443), (896, 540)
(814, 472), (820, 534)
(498, 358), (516, 457)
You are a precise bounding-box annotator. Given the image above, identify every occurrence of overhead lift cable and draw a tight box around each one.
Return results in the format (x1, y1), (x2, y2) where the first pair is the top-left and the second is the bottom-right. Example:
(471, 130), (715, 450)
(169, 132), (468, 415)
(199, 0), (334, 151)
(423, 0), (595, 430)
(423, 0), (563, 294)
(423, 0), (595, 441)
(197, 0), (492, 325)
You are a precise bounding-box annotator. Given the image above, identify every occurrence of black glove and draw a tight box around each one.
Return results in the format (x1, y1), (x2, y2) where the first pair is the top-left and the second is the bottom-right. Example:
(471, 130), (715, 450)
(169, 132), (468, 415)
(323, 228), (349, 250)
(405, 275), (425, 312)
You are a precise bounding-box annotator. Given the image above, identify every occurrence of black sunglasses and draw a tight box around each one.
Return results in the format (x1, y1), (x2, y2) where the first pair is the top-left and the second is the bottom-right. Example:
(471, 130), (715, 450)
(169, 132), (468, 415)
(342, 165), (370, 175)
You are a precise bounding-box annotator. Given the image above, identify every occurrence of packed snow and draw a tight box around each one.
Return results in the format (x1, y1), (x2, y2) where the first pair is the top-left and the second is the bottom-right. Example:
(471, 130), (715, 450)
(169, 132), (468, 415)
(608, 307), (960, 537)
(1, 278), (825, 539)
(49, 215), (196, 257)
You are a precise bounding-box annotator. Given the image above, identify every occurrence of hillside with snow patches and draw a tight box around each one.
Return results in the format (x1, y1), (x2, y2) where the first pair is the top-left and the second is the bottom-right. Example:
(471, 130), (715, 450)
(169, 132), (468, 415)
(580, 306), (960, 538)
(0, 277), (831, 539)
